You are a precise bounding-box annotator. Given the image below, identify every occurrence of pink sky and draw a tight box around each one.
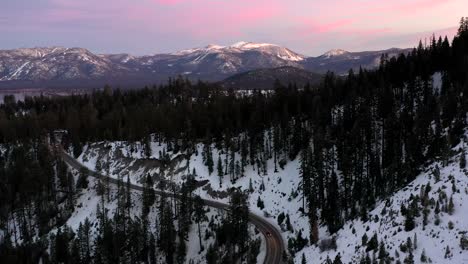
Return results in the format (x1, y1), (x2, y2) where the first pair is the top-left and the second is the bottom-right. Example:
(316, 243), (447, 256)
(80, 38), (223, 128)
(0, 0), (466, 55)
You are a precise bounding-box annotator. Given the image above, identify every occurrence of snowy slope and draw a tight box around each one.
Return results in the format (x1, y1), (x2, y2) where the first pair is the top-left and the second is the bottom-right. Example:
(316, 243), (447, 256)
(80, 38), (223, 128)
(296, 144), (468, 263)
(77, 126), (468, 264)
(54, 160), (255, 264)
(0, 45), (409, 88)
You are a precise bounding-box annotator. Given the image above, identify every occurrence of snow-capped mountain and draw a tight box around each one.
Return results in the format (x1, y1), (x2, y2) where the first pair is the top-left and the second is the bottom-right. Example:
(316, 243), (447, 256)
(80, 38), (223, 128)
(0, 47), (130, 82)
(0, 43), (410, 89)
(173, 41), (305, 62)
(320, 49), (349, 58)
(304, 47), (410, 75)
(109, 41), (306, 83)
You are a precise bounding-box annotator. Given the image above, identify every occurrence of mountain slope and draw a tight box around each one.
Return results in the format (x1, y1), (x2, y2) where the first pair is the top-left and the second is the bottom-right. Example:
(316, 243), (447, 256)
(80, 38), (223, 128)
(303, 48), (411, 74)
(220, 66), (323, 90)
(297, 141), (468, 264)
(0, 47), (130, 81)
(0, 44), (409, 89)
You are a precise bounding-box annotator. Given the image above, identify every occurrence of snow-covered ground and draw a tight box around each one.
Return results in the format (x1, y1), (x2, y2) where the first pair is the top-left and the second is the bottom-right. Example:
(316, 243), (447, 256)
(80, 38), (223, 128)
(59, 171), (232, 264)
(75, 142), (266, 263)
(76, 131), (468, 264)
(296, 144), (468, 263)
(77, 140), (309, 239)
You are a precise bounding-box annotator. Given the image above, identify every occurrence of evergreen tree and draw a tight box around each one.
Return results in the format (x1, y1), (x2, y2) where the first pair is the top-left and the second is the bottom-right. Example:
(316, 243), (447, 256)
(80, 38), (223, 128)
(217, 156), (223, 187)
(142, 174), (156, 216)
(193, 195), (207, 252)
(460, 151), (466, 168)
(301, 253), (307, 264)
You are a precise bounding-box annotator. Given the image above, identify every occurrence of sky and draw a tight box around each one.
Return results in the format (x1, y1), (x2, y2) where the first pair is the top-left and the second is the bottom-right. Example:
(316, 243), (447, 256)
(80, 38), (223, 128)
(0, 0), (466, 56)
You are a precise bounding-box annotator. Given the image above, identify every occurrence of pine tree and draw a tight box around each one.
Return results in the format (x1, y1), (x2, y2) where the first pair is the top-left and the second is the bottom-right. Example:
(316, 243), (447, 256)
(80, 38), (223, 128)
(448, 196), (455, 215)
(257, 196), (265, 209)
(444, 245), (451, 259)
(420, 249), (427, 263)
(404, 209), (415, 232)
(226, 190), (250, 253)
(459, 17), (467, 35)
(460, 151), (466, 168)
(159, 203), (176, 264)
(460, 234), (468, 250)
(145, 136), (152, 158)
(378, 241), (387, 259)
(249, 178), (254, 193)
(299, 147), (311, 211)
(125, 176), (131, 216)
(406, 237), (413, 253)
(285, 214), (293, 232)
(413, 233), (417, 249)
(217, 156), (223, 187)
(149, 234), (157, 264)
(310, 212), (319, 244)
(404, 251), (414, 264)
(206, 244), (218, 264)
(193, 196), (207, 252)
(206, 148), (214, 175)
(142, 174), (155, 216)
(333, 253), (343, 264)
(324, 171), (342, 233)
(301, 253), (307, 264)
(367, 233), (378, 252)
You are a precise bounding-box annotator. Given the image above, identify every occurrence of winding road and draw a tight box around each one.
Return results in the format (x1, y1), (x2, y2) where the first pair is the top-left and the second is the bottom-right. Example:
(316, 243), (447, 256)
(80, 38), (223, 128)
(59, 150), (285, 264)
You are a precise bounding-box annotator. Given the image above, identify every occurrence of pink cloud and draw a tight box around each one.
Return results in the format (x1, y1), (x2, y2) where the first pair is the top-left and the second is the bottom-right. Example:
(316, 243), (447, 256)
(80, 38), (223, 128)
(368, 0), (452, 14)
(130, 0), (284, 38)
(1, 0), (463, 55)
(298, 19), (355, 35)
(154, 0), (187, 4)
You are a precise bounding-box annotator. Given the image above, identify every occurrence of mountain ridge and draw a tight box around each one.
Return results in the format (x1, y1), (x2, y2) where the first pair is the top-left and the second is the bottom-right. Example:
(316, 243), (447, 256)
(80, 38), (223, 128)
(0, 43), (411, 89)
(220, 66), (323, 90)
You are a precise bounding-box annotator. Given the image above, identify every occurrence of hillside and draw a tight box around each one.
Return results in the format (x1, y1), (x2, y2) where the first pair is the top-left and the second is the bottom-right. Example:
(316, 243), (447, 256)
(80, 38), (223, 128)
(74, 126), (468, 264)
(220, 66), (323, 90)
(0, 44), (408, 89)
(1, 20), (468, 264)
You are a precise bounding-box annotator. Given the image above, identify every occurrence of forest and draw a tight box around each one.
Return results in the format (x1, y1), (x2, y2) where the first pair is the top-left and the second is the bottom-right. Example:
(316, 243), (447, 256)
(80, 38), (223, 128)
(0, 19), (467, 264)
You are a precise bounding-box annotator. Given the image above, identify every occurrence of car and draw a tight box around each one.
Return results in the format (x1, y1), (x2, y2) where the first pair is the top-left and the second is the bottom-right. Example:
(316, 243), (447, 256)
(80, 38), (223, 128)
(266, 232), (272, 237)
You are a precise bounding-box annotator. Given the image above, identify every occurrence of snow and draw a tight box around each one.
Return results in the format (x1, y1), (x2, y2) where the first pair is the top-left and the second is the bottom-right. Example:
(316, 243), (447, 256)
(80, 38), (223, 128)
(205, 44), (225, 50)
(121, 56), (132, 63)
(278, 48), (304, 62)
(230, 41), (276, 49)
(170, 41), (304, 63)
(321, 49), (349, 58)
(74, 141), (267, 263)
(75, 128), (468, 263)
(296, 140), (468, 263)
(77, 137), (309, 262)
(432, 72), (442, 93)
(1, 61), (30, 81)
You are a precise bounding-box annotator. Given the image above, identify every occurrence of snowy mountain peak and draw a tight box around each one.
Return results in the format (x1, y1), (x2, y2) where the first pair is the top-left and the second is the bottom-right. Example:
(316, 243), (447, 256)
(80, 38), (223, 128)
(205, 44), (225, 50)
(227, 41), (304, 61)
(229, 41), (277, 50)
(321, 49), (349, 58)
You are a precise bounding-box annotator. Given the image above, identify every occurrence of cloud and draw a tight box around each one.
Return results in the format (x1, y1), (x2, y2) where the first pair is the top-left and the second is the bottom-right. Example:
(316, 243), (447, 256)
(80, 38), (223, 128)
(0, 0), (464, 55)
(153, 0), (187, 4)
(127, 0), (284, 39)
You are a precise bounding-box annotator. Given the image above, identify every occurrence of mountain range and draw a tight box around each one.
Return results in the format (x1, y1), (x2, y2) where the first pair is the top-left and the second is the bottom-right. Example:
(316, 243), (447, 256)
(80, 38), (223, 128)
(0, 42), (411, 89)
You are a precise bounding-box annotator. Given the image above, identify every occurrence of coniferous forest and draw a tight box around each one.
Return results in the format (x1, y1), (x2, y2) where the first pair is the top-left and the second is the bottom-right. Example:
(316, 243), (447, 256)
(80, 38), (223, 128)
(0, 19), (468, 264)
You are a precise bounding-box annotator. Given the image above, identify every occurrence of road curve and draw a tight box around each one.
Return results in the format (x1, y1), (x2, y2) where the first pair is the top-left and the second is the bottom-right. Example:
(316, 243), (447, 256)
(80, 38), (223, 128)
(59, 150), (285, 264)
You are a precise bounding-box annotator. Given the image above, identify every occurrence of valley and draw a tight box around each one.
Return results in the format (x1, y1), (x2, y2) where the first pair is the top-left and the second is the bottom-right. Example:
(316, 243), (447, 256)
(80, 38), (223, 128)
(0, 6), (467, 264)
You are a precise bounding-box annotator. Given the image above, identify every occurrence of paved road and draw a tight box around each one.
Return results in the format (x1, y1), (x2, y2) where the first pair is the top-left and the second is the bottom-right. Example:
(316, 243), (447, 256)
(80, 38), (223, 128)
(59, 150), (285, 264)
